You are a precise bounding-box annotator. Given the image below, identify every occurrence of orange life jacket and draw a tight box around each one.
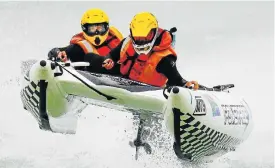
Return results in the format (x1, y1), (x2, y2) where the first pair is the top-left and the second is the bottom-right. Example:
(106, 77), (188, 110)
(119, 28), (177, 87)
(70, 26), (123, 56)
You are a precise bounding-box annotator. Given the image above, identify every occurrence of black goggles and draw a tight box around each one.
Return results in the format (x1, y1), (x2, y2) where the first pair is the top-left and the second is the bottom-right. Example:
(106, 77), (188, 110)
(82, 22), (109, 36)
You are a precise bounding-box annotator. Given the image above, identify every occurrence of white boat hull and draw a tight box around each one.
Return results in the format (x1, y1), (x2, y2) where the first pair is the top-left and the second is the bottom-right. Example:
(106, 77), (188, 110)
(20, 59), (254, 162)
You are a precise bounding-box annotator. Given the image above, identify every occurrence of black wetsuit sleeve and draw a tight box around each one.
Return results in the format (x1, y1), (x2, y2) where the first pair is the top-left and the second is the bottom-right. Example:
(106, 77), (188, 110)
(58, 44), (111, 73)
(156, 55), (188, 86)
(59, 44), (85, 62)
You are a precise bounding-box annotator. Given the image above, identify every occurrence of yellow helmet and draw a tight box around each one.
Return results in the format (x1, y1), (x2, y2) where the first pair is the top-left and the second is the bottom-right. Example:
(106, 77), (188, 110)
(81, 8), (110, 46)
(130, 12), (159, 54)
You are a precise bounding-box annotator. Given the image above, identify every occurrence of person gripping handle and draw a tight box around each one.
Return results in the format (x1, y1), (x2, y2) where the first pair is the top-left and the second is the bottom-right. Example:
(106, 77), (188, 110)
(48, 8), (123, 75)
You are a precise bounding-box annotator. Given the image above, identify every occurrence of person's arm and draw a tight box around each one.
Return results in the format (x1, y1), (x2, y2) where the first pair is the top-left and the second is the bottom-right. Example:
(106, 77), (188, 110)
(77, 38), (125, 75)
(156, 55), (188, 87)
(61, 44), (85, 62)
(48, 44), (85, 62)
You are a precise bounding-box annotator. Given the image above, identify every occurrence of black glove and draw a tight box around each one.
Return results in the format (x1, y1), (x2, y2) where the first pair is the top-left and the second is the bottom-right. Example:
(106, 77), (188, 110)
(84, 52), (106, 66)
(48, 48), (61, 60)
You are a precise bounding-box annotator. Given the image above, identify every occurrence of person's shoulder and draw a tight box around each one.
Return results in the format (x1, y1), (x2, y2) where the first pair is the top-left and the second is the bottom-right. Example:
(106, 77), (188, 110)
(109, 26), (124, 40)
(70, 32), (85, 44)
